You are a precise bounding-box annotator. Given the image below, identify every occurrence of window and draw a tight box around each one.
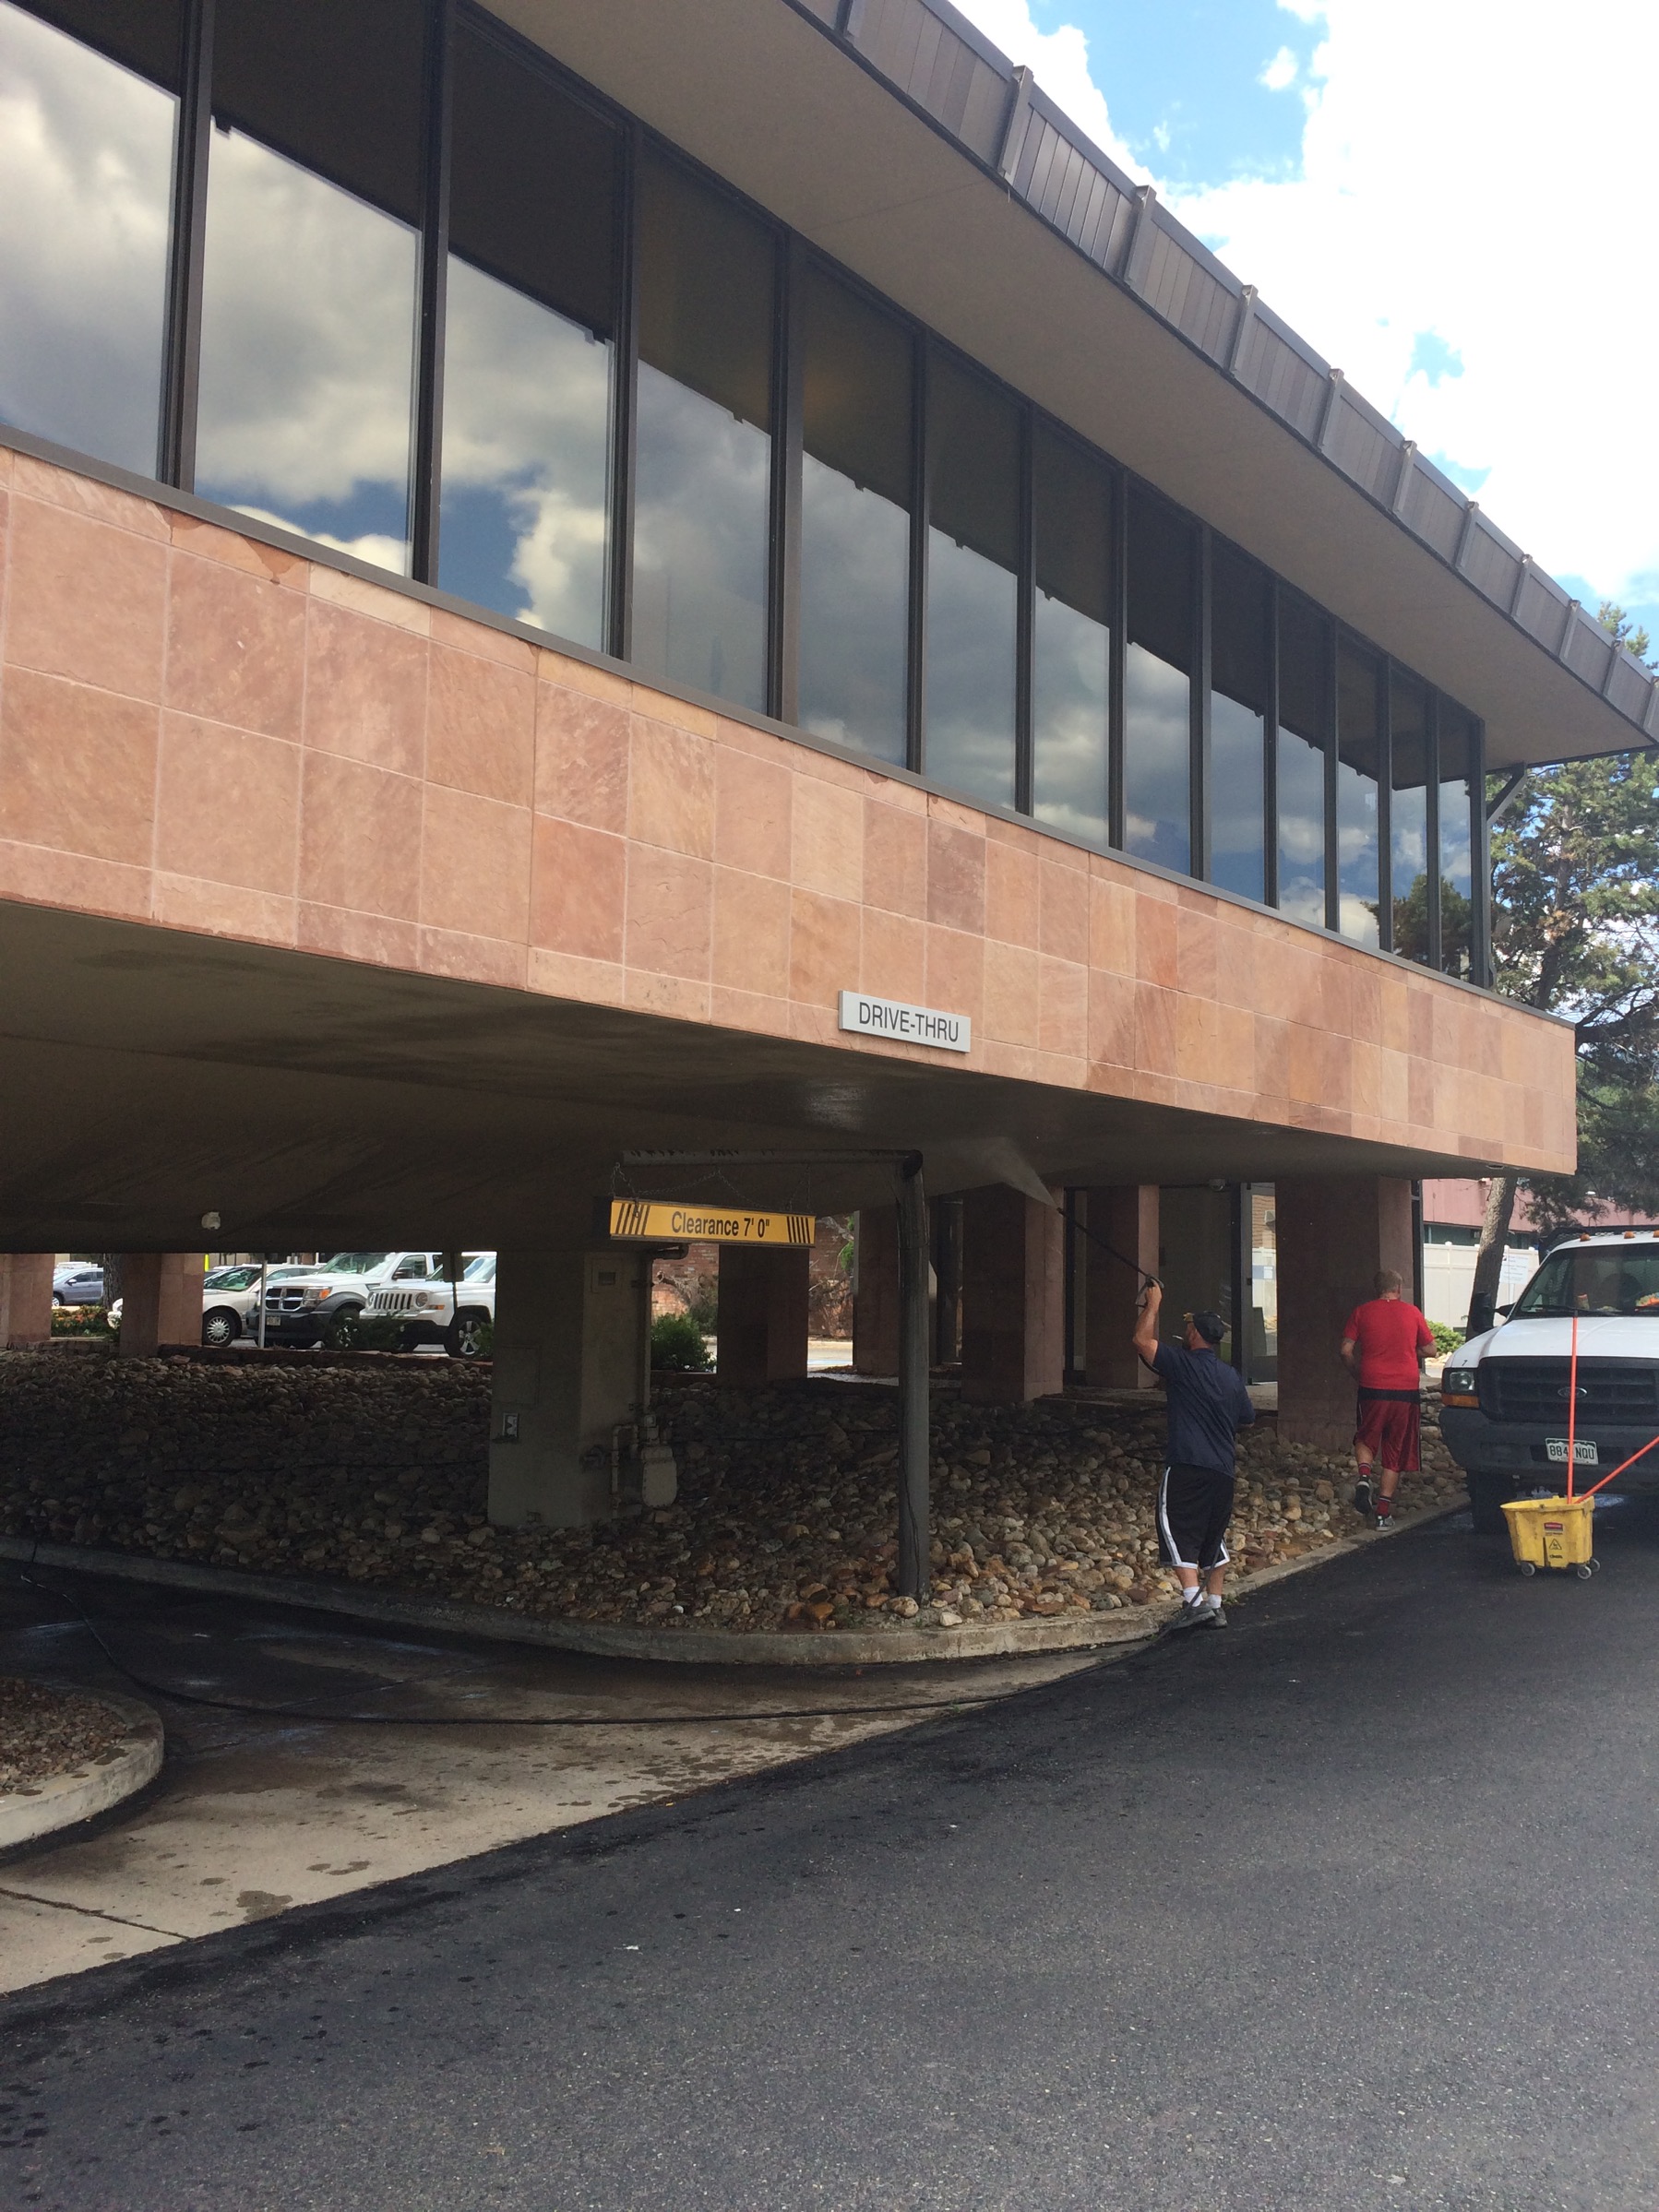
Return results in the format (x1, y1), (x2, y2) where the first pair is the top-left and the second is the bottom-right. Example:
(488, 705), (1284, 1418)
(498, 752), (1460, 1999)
(1438, 703), (1476, 978)
(1510, 1247), (1659, 1320)
(1390, 672), (1431, 964)
(1124, 489), (1194, 874)
(1031, 424), (1111, 848)
(438, 20), (618, 646)
(632, 152), (774, 712)
(197, 0), (427, 572)
(1210, 543), (1270, 903)
(1276, 592), (1329, 927)
(0, 0), (181, 473)
(925, 350), (1020, 808)
(1335, 638), (1381, 946)
(798, 263), (913, 764)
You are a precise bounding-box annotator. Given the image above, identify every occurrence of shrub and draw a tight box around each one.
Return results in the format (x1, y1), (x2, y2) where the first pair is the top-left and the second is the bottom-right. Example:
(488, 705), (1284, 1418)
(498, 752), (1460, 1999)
(351, 1312), (411, 1353)
(651, 1312), (711, 1371)
(1429, 1321), (1464, 1357)
(50, 1304), (112, 1338)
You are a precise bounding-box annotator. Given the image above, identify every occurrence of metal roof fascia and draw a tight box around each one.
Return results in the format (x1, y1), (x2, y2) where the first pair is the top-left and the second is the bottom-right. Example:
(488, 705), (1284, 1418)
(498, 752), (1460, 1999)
(783, 0), (1654, 757)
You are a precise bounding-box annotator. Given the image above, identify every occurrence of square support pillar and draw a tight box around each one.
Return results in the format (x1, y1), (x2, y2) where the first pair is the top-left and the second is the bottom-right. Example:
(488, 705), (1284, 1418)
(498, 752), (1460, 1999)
(961, 1185), (1065, 1405)
(489, 1244), (661, 1528)
(1275, 1177), (1415, 1447)
(0, 1255), (53, 1348)
(717, 1245), (809, 1388)
(853, 1206), (901, 1377)
(119, 1254), (202, 1356)
(1081, 1186), (1159, 1390)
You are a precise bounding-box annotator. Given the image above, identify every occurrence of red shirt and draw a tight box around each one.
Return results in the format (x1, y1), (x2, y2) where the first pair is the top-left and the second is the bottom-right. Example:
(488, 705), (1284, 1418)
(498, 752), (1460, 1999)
(1343, 1297), (1433, 1389)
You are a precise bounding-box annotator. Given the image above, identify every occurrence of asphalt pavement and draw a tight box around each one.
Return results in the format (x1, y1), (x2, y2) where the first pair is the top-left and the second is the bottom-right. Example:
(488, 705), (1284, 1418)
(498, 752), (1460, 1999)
(5, 1496), (1659, 2211)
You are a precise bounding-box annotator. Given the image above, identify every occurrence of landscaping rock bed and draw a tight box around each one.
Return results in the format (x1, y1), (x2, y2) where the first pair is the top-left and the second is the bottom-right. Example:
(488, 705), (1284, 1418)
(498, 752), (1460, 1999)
(1, 1676), (132, 1794)
(0, 1351), (1467, 1635)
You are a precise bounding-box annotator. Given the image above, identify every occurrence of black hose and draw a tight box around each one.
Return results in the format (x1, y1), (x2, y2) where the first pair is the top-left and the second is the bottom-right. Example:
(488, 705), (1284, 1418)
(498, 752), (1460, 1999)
(2, 1562), (1013, 1730)
(1069, 1212), (1160, 1290)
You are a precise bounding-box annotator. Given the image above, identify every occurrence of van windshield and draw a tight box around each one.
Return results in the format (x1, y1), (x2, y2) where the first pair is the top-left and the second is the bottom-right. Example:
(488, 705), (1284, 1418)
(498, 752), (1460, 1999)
(1510, 1247), (1659, 1319)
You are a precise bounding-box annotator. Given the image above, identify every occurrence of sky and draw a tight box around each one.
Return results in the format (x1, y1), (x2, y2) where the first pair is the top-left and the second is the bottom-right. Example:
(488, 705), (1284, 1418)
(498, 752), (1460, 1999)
(953, 0), (1659, 657)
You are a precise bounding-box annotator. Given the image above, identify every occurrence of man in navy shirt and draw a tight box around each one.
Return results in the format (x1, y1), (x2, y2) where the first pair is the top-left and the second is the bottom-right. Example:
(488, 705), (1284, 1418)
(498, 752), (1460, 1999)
(1131, 1280), (1255, 1628)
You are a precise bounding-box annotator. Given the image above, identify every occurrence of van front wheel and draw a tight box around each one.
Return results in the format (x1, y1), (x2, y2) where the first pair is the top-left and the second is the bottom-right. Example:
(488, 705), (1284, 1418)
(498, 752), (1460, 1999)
(1468, 1469), (1516, 1536)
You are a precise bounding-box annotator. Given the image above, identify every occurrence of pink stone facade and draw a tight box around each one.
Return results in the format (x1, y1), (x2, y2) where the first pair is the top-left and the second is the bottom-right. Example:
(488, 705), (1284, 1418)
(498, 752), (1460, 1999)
(0, 446), (1575, 1174)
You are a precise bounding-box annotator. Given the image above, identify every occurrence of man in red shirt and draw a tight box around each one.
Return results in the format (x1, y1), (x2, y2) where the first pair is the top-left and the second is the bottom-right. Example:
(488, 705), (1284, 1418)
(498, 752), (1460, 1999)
(1340, 1268), (1434, 1528)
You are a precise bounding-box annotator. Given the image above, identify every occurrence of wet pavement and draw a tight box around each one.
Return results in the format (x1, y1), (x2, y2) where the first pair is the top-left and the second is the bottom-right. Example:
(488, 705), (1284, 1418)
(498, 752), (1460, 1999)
(6, 1497), (1659, 2208)
(0, 1563), (1100, 1992)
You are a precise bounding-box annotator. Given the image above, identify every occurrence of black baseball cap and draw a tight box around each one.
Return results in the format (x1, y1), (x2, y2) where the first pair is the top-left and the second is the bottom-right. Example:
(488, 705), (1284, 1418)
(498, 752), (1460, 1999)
(1189, 1309), (1226, 1345)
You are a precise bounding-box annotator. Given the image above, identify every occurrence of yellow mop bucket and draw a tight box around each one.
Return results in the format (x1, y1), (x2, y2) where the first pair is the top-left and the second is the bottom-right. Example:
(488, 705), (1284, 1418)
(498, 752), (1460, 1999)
(1500, 1494), (1599, 1578)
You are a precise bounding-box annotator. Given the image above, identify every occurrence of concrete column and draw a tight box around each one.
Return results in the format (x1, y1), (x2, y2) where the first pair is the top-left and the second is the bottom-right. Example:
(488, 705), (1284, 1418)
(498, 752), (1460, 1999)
(853, 1206), (901, 1377)
(489, 1244), (665, 1528)
(0, 1255), (53, 1348)
(1275, 1177), (1415, 1446)
(1081, 1186), (1159, 1389)
(717, 1246), (809, 1388)
(961, 1185), (1065, 1405)
(119, 1254), (202, 1356)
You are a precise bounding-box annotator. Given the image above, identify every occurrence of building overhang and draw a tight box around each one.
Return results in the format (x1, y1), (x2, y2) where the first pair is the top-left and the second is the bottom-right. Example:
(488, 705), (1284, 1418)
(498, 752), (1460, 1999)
(486, 0), (1656, 770)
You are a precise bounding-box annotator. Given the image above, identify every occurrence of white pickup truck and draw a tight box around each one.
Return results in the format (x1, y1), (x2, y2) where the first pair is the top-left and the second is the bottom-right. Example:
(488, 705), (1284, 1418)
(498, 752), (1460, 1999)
(1439, 1231), (1659, 1531)
(258, 1252), (445, 1350)
(363, 1253), (495, 1356)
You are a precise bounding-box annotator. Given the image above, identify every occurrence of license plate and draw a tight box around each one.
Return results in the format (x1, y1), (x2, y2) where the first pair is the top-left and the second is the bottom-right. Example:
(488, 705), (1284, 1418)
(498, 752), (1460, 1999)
(1546, 1438), (1598, 1466)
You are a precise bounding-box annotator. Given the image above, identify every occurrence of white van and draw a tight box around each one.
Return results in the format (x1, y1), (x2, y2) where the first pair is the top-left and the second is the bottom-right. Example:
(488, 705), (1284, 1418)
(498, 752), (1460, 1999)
(1439, 1231), (1659, 1531)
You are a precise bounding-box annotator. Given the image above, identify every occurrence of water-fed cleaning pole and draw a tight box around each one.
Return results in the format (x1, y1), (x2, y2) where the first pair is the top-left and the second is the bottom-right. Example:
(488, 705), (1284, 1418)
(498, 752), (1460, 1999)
(1568, 1307), (1580, 1499)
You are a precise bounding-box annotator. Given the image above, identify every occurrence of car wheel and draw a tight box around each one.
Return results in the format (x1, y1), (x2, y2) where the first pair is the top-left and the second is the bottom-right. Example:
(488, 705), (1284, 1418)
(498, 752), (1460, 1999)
(445, 1308), (490, 1359)
(1468, 1469), (1516, 1536)
(322, 1304), (364, 1350)
(201, 1306), (240, 1348)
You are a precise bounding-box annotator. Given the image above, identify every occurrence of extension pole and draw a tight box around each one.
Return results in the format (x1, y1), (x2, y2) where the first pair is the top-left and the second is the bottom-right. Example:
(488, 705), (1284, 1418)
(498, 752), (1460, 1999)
(1568, 1308), (1580, 1499)
(895, 1152), (930, 1601)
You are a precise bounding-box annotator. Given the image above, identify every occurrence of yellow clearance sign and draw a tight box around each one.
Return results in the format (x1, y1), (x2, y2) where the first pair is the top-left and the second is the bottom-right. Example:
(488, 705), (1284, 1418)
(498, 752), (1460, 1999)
(608, 1200), (815, 1246)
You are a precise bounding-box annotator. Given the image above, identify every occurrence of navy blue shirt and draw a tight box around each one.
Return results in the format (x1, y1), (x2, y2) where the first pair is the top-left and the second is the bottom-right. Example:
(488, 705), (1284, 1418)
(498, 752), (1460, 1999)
(1152, 1342), (1255, 1478)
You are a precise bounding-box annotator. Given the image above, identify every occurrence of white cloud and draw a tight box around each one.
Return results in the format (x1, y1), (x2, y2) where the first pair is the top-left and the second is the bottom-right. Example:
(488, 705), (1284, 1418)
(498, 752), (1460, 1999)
(953, 0), (1659, 631)
(945, 0), (1147, 177)
(1259, 45), (1298, 91)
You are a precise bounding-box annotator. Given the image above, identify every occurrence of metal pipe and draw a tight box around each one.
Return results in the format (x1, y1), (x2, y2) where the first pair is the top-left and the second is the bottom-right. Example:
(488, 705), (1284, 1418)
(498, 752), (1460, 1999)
(895, 1153), (930, 1600)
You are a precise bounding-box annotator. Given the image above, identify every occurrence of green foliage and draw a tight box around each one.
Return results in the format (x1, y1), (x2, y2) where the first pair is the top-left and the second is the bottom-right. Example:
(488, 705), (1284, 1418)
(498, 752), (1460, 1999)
(351, 1312), (411, 1353)
(682, 1289), (719, 1335)
(50, 1304), (112, 1337)
(1428, 1322), (1464, 1357)
(651, 1312), (712, 1371)
(1598, 600), (1653, 666)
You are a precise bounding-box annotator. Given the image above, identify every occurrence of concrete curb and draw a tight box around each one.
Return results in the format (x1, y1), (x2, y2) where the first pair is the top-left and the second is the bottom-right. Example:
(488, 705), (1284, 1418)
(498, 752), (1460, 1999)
(0, 1508), (1456, 1667)
(0, 1687), (162, 1850)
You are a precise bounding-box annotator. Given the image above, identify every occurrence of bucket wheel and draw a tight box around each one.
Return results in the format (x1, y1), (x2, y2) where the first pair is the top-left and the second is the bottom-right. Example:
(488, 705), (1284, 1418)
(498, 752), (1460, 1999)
(1517, 1561), (1536, 1576)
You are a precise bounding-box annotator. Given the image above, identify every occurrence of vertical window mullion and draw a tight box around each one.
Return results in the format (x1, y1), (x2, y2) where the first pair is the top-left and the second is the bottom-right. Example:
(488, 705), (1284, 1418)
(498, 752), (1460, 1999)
(158, 0), (214, 489)
(1375, 660), (1393, 953)
(1192, 522), (1212, 880)
(607, 119), (641, 665)
(410, 0), (454, 586)
(1014, 403), (1034, 815)
(1262, 574), (1279, 909)
(1323, 625), (1340, 933)
(1472, 718), (1491, 987)
(906, 334), (930, 776)
(1426, 691), (1443, 970)
(1107, 470), (1127, 850)
(769, 232), (805, 725)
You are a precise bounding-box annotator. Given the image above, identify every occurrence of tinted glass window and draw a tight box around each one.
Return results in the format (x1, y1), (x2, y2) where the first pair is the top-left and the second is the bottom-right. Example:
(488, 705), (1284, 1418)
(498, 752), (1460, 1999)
(925, 350), (1019, 809)
(1210, 542), (1269, 903)
(633, 152), (773, 711)
(1125, 489), (1192, 874)
(1276, 592), (1328, 926)
(197, 0), (425, 571)
(0, 0), (180, 472)
(438, 23), (617, 644)
(1511, 1247), (1659, 1319)
(799, 263), (912, 764)
(1336, 638), (1380, 946)
(1390, 672), (1431, 964)
(1031, 424), (1110, 848)
(1438, 703), (1475, 978)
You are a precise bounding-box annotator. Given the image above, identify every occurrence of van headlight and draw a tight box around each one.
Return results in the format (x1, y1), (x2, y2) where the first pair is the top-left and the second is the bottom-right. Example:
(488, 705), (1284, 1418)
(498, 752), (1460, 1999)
(1442, 1367), (1480, 1407)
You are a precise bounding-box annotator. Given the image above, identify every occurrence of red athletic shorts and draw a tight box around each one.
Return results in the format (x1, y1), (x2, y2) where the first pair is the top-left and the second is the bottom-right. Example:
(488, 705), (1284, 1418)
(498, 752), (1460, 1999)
(1355, 1389), (1421, 1472)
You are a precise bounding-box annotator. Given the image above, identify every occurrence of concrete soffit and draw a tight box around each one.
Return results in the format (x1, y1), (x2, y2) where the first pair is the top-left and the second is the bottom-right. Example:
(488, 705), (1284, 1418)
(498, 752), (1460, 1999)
(488, 0), (1657, 771)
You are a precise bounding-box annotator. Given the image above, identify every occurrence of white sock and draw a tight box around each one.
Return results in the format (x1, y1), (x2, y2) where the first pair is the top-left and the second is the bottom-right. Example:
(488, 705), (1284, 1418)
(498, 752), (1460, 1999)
(1182, 1588), (1203, 1608)
(1199, 1592), (1223, 1611)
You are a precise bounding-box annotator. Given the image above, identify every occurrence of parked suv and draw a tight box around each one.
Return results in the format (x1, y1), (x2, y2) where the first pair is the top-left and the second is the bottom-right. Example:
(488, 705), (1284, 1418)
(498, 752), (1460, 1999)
(200, 1264), (309, 1347)
(1440, 1231), (1659, 1532)
(364, 1253), (495, 1356)
(53, 1261), (104, 1306)
(258, 1252), (443, 1350)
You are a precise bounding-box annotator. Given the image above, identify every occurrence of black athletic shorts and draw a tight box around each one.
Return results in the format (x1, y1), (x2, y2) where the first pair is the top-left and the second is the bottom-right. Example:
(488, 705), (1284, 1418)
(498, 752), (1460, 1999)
(1157, 1461), (1235, 1574)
